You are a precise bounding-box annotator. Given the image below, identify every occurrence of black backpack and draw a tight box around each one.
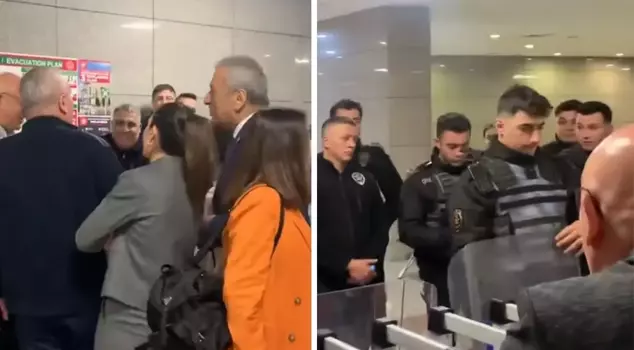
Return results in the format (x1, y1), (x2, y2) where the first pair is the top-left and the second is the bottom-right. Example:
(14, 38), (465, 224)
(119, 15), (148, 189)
(138, 187), (285, 350)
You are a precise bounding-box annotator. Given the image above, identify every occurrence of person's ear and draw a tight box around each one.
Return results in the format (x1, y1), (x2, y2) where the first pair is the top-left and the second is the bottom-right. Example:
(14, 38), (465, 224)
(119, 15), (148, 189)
(580, 190), (603, 248)
(234, 89), (247, 111)
(434, 138), (441, 149)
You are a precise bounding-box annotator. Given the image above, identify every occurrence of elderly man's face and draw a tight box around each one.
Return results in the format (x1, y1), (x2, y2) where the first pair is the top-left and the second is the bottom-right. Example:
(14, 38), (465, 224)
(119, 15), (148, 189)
(112, 109), (141, 150)
(204, 67), (246, 126)
(578, 134), (634, 273)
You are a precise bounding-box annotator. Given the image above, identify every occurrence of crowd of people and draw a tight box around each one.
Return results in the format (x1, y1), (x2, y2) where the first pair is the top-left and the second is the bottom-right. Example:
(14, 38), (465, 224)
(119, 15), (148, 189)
(317, 85), (632, 349)
(0, 55), (311, 350)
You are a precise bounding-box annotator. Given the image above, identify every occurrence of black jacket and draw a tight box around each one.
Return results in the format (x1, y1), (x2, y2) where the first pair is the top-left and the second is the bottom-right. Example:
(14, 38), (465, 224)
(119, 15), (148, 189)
(541, 135), (575, 156)
(0, 117), (123, 315)
(102, 133), (147, 170)
(353, 141), (402, 226)
(398, 155), (468, 264)
(557, 144), (590, 186)
(317, 153), (388, 292)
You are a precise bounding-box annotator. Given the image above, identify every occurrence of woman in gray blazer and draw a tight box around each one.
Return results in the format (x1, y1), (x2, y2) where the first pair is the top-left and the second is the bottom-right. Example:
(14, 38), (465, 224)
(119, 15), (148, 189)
(75, 103), (217, 350)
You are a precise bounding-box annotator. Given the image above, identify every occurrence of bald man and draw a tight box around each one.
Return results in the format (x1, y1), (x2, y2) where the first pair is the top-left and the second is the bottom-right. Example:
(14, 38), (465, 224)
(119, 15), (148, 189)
(501, 125), (634, 350)
(0, 67), (122, 350)
(0, 73), (22, 139)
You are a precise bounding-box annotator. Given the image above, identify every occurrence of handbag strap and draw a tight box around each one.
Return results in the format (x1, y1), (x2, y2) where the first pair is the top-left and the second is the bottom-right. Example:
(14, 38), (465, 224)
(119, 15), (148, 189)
(194, 185), (285, 265)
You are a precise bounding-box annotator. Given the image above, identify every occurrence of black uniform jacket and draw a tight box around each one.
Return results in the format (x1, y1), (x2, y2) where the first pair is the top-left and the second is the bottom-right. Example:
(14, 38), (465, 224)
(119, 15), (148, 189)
(398, 154), (467, 264)
(447, 139), (577, 251)
(354, 141), (402, 226)
(317, 153), (389, 292)
(541, 135), (575, 156)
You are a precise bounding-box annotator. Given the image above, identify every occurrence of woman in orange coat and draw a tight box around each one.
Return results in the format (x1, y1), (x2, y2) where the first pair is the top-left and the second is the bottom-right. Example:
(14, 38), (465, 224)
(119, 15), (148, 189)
(221, 108), (311, 350)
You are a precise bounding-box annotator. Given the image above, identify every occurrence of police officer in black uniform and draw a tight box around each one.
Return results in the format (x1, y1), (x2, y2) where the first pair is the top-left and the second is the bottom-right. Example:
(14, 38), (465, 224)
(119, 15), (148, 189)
(541, 99), (582, 156)
(329, 99), (402, 226)
(555, 101), (613, 276)
(448, 85), (577, 250)
(398, 113), (474, 306)
(317, 117), (389, 293)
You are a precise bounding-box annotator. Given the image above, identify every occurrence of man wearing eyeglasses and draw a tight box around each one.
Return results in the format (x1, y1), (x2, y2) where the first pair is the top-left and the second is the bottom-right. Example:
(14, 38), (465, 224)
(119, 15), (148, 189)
(0, 73), (22, 140)
(102, 104), (147, 170)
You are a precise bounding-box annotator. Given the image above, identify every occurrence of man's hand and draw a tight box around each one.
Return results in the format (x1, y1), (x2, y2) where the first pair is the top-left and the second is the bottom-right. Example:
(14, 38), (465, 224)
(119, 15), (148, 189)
(347, 259), (377, 285)
(0, 298), (8, 321)
(555, 220), (584, 255)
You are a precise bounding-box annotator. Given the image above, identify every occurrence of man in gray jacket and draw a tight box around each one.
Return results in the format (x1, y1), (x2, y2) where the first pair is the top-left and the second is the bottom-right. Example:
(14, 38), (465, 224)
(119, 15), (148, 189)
(501, 125), (634, 350)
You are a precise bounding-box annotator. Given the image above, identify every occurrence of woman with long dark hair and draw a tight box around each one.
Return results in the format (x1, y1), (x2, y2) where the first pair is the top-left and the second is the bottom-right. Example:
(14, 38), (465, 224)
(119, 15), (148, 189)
(75, 103), (217, 350)
(221, 108), (311, 350)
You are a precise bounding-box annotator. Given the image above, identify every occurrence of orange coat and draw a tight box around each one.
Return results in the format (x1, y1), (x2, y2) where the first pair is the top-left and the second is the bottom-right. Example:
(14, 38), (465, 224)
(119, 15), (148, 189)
(223, 185), (311, 350)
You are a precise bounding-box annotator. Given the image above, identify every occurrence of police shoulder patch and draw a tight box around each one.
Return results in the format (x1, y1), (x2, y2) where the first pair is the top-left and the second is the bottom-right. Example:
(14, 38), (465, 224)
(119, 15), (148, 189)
(452, 209), (464, 232)
(351, 172), (366, 186)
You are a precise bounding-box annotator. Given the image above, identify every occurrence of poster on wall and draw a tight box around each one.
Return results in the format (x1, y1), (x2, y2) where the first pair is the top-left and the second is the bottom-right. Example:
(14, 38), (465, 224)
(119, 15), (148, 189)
(0, 52), (79, 129)
(0, 52), (112, 136)
(78, 60), (112, 135)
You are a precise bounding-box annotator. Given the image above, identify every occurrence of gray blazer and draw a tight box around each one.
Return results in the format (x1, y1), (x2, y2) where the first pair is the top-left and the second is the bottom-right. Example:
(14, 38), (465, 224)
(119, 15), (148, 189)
(501, 259), (634, 350)
(76, 156), (197, 310)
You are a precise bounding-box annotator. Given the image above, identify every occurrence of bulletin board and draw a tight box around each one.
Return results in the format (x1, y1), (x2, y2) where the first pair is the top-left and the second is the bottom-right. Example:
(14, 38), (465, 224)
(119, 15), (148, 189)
(0, 52), (112, 135)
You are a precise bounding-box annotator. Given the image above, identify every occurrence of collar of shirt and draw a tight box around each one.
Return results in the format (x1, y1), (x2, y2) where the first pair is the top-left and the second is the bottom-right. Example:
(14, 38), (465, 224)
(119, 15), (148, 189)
(233, 112), (255, 139)
(0, 125), (7, 139)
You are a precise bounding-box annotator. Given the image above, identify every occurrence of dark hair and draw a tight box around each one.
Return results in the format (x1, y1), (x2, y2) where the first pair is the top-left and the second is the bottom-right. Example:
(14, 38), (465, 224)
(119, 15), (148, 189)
(140, 105), (154, 131)
(436, 112), (471, 138)
(554, 99), (582, 115)
(329, 99), (363, 119)
(149, 103), (217, 219)
(497, 84), (552, 118)
(482, 123), (495, 138)
(321, 116), (356, 135)
(577, 101), (612, 123)
(152, 84), (176, 100)
(177, 92), (197, 101)
(222, 108), (310, 210)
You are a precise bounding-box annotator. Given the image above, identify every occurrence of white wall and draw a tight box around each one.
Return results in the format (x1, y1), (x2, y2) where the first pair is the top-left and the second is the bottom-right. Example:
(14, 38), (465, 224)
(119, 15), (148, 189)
(0, 0), (311, 117)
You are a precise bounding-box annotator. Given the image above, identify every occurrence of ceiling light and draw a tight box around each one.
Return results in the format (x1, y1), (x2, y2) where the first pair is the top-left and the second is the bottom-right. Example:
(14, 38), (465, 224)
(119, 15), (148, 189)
(606, 64), (614, 68)
(294, 58), (310, 64)
(513, 74), (537, 79)
(318, 72), (324, 76)
(439, 64), (446, 68)
(325, 50), (336, 55)
(264, 54), (271, 58)
(526, 58), (532, 61)
(616, 53), (624, 57)
(469, 68), (475, 72)
(379, 41), (387, 45)
(490, 34), (501, 39)
(586, 58), (593, 61)
(374, 68), (388, 72)
(317, 33), (328, 39)
(622, 67), (631, 71)
(554, 52), (562, 56)
(524, 44), (534, 49)
(336, 56), (343, 59)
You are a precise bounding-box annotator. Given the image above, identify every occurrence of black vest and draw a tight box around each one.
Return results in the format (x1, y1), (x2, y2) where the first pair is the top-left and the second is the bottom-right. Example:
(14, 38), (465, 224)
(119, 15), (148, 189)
(471, 158), (568, 237)
(426, 171), (460, 228)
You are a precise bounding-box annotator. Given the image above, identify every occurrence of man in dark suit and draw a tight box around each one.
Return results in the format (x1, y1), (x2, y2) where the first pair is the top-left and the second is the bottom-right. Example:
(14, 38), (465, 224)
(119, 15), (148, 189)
(203, 55), (269, 214)
(501, 125), (634, 350)
(0, 67), (123, 350)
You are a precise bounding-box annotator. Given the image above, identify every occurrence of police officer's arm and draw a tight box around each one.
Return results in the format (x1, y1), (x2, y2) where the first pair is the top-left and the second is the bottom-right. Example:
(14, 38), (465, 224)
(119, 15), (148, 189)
(370, 147), (403, 226)
(398, 174), (451, 251)
(316, 206), (353, 282)
(447, 171), (496, 250)
(367, 178), (390, 261)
